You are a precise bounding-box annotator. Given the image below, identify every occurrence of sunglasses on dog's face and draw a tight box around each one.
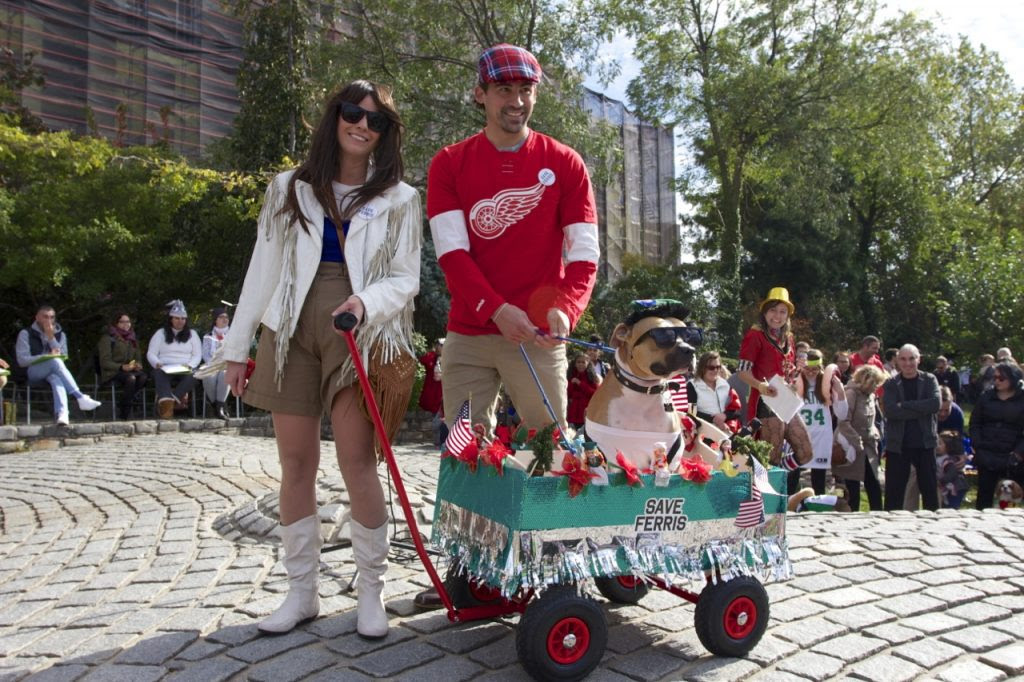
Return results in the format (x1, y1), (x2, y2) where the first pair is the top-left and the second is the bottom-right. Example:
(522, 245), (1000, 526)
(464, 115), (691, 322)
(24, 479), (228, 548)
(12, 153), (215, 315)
(637, 326), (704, 348)
(338, 101), (390, 133)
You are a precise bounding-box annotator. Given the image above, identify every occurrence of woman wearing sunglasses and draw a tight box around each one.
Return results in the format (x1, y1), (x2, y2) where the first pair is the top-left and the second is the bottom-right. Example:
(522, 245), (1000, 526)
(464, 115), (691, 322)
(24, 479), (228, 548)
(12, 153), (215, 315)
(735, 286), (813, 472)
(969, 361), (1024, 510)
(692, 351), (742, 434)
(222, 81), (421, 639)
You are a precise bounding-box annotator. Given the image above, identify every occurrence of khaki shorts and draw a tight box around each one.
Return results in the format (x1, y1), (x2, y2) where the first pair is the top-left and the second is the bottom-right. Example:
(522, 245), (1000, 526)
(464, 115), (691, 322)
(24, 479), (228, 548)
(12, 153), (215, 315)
(244, 263), (354, 417)
(441, 331), (567, 433)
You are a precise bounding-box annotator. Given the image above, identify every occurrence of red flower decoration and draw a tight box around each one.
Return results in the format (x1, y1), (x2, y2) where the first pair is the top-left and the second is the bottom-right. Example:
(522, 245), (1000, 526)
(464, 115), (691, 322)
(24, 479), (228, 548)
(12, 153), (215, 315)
(615, 451), (644, 487)
(482, 439), (511, 476)
(680, 454), (712, 484)
(552, 452), (598, 498)
(457, 440), (480, 472)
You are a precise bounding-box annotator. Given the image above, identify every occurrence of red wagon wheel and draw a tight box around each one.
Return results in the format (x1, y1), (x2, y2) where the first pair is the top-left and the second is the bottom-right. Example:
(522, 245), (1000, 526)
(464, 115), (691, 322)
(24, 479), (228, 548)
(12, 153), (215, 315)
(517, 585), (607, 681)
(593, 574), (649, 604)
(694, 576), (769, 657)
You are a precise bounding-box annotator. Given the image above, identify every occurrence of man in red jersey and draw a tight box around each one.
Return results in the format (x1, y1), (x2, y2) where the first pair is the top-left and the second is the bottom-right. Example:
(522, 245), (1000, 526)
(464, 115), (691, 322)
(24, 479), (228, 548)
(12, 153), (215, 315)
(426, 43), (599, 435)
(416, 44), (599, 608)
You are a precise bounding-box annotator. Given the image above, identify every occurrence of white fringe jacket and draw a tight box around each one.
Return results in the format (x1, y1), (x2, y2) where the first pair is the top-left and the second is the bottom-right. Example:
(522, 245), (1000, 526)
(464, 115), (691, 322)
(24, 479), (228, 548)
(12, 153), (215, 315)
(223, 170), (422, 384)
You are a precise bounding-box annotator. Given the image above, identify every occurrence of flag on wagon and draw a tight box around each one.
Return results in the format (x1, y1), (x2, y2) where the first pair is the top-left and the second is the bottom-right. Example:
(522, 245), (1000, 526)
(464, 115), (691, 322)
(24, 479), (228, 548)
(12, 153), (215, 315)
(750, 456), (779, 496)
(444, 399), (474, 458)
(735, 480), (765, 528)
(668, 374), (688, 414)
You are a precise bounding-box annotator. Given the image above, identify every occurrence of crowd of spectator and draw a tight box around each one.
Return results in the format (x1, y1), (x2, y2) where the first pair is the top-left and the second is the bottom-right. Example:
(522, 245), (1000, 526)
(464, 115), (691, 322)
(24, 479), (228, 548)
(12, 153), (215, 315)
(2, 301), (234, 424)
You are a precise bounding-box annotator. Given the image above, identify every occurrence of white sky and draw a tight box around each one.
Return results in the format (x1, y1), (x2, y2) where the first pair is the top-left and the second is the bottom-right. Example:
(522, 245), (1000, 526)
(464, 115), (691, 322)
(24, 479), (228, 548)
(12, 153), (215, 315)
(586, 0), (1024, 105)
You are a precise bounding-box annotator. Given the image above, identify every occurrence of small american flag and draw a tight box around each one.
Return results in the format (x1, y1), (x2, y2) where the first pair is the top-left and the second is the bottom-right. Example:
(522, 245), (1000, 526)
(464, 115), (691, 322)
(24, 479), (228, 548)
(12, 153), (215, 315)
(735, 482), (765, 528)
(444, 399), (474, 457)
(668, 375), (689, 413)
(751, 457), (779, 496)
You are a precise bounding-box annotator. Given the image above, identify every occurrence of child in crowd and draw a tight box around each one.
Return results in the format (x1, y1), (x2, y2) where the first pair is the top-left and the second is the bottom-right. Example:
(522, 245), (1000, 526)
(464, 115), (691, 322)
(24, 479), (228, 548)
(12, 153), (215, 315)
(936, 430), (968, 509)
(566, 353), (599, 431)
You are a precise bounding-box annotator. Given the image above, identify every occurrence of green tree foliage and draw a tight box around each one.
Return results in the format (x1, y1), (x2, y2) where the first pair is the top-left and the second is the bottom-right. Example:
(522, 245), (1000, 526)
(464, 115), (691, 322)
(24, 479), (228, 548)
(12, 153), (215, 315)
(593, 0), (1024, 362)
(217, 0), (329, 170)
(0, 46), (45, 133)
(0, 120), (263, 370)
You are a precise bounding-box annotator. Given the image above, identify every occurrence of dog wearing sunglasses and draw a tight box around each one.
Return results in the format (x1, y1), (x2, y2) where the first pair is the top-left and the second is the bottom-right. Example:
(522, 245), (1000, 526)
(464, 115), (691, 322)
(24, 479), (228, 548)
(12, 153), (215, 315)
(584, 301), (701, 471)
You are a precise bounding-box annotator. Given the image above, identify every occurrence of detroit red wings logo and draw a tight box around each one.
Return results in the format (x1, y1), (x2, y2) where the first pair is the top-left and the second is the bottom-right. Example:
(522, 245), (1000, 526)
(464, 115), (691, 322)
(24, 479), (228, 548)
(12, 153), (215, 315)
(469, 182), (545, 239)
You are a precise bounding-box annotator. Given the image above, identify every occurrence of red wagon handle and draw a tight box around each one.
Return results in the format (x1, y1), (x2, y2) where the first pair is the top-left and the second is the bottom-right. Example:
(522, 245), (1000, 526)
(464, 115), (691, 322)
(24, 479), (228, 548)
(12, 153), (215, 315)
(334, 313), (456, 616)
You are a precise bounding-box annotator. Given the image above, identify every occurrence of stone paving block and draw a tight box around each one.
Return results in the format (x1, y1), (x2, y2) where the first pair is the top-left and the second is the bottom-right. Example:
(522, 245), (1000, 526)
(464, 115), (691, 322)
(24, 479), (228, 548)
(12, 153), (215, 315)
(467, 633), (521, 669)
(811, 632), (888, 661)
(859, 626), (927, 653)
(922, 582), (987, 605)
(80, 664), (166, 682)
(972, 578), (1023, 596)
(22, 664), (91, 681)
(822, 604), (896, 631)
(767, 595), (830, 623)
(807, 585), (878, 607)
(985, 594), (1024, 612)
(980, 642), (1024, 675)
(426, 621), (511, 654)
(203, 623), (262, 647)
(789, 572), (853, 593)
(860, 576), (926, 598)
(115, 630), (197, 665)
(304, 666), (374, 681)
(163, 656), (247, 682)
(948, 601), (1013, 624)
(939, 624), (1015, 653)
(965, 564), (1023, 580)
(775, 650), (845, 679)
(607, 647), (687, 679)
(892, 638), (964, 668)
(171, 638), (227, 662)
(603, 623), (657, 655)
(876, 593), (946, 617)
(224, 629), (317, 664)
(350, 640), (445, 677)
(674, 656), (762, 681)
(156, 608), (221, 633)
(18, 627), (98, 658)
(899, 612), (968, 635)
(247, 644), (337, 682)
(935, 659), (1008, 682)
(772, 616), (849, 646)
(324, 627), (416, 657)
(742, 633), (799, 666)
(394, 654), (485, 682)
(846, 653), (925, 682)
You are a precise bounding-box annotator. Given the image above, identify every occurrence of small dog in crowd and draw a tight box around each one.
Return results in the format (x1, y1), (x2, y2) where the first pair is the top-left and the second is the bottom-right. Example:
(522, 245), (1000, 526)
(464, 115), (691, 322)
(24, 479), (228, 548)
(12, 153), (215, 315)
(584, 300), (700, 470)
(996, 479), (1024, 509)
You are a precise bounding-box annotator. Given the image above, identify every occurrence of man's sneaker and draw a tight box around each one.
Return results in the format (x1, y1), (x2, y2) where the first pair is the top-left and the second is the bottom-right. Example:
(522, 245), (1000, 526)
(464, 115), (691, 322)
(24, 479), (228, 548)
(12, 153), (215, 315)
(56, 410), (70, 426)
(77, 395), (101, 411)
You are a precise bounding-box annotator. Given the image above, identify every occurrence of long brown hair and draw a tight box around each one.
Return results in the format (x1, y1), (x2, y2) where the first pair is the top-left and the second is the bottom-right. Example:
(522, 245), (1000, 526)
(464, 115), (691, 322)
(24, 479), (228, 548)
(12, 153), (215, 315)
(282, 80), (405, 233)
(800, 349), (828, 403)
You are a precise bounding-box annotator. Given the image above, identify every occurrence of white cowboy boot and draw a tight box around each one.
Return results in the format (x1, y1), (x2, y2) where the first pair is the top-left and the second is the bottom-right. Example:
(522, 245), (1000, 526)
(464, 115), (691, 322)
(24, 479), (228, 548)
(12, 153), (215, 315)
(351, 518), (390, 639)
(259, 514), (321, 634)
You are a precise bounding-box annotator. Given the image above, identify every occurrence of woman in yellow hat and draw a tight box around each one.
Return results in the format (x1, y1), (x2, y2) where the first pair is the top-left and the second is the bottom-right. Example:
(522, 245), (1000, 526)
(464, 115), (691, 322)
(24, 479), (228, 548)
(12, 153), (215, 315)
(735, 287), (813, 474)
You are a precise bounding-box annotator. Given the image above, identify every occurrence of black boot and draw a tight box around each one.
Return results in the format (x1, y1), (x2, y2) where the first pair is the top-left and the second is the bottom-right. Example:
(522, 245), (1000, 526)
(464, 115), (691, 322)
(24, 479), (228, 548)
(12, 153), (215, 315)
(215, 401), (229, 420)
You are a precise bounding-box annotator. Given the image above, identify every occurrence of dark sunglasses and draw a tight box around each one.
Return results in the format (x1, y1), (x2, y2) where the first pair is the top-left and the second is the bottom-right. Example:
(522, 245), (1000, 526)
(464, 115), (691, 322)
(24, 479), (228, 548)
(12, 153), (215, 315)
(339, 101), (389, 133)
(639, 326), (704, 348)
(705, 364), (721, 371)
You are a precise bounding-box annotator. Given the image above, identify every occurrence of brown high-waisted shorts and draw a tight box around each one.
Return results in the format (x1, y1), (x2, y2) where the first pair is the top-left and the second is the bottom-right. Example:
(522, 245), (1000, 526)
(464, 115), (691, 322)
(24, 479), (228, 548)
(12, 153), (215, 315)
(244, 262), (355, 417)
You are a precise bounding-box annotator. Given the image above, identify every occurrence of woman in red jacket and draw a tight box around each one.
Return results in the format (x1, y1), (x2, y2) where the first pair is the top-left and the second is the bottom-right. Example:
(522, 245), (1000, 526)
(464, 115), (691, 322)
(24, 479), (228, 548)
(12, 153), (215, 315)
(567, 353), (599, 430)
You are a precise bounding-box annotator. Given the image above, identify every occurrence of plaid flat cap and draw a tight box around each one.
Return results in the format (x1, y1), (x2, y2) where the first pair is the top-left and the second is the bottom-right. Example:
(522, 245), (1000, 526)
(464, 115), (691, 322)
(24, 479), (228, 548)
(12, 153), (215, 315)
(478, 44), (542, 84)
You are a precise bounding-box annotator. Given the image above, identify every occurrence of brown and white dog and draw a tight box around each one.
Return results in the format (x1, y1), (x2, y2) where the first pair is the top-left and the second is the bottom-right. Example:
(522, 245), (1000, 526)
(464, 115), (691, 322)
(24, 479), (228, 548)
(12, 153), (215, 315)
(996, 479), (1024, 509)
(584, 301), (708, 470)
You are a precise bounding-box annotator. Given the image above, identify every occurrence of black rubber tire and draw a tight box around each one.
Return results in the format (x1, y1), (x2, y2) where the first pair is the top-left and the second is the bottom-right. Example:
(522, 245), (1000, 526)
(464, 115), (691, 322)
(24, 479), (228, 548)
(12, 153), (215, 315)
(594, 575), (649, 604)
(516, 585), (608, 682)
(444, 569), (503, 608)
(694, 576), (769, 657)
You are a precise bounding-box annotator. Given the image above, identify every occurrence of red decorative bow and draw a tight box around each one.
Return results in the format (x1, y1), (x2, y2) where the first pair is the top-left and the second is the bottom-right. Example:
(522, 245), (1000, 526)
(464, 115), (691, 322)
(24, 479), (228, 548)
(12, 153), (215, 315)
(616, 451), (644, 487)
(553, 452), (598, 498)
(481, 439), (512, 476)
(680, 453), (712, 484)
(457, 440), (480, 472)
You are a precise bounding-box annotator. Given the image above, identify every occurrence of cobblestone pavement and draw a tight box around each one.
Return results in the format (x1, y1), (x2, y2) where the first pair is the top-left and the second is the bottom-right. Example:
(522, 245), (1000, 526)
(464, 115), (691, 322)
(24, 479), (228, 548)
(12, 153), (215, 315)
(1, 432), (1023, 681)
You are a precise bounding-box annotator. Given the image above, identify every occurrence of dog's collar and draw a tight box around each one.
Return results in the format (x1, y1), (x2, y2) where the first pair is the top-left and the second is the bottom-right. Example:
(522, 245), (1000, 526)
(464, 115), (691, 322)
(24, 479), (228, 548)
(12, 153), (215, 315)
(612, 357), (682, 395)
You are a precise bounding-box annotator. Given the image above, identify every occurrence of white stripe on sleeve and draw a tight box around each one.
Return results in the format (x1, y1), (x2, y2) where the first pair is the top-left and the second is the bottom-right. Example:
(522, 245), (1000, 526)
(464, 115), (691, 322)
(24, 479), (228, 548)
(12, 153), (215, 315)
(430, 210), (470, 259)
(564, 222), (599, 263)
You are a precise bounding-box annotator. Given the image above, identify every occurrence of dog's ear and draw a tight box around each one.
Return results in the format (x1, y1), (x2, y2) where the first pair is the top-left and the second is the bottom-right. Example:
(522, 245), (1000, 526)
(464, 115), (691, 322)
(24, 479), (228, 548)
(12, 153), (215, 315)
(610, 323), (630, 349)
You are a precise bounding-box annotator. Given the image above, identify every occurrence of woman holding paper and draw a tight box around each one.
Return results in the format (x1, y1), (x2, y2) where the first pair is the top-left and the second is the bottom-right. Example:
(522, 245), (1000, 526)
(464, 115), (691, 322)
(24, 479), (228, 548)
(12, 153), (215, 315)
(735, 287), (813, 473)
(221, 81), (420, 639)
(147, 299), (202, 418)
